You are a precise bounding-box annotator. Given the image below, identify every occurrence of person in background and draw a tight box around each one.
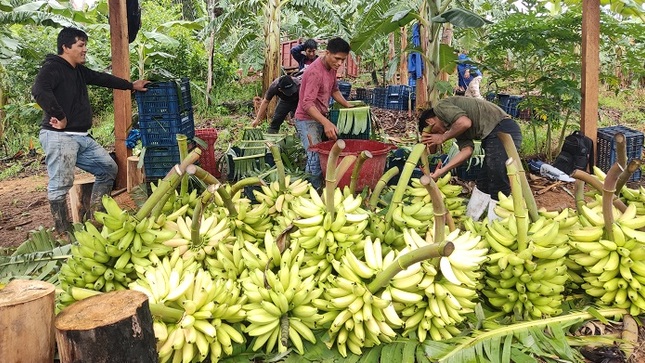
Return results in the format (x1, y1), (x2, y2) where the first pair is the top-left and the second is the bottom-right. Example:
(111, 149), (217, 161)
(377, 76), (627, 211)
(294, 37), (354, 189)
(251, 75), (300, 134)
(418, 96), (521, 199)
(457, 53), (483, 99)
(291, 38), (319, 70)
(32, 27), (150, 235)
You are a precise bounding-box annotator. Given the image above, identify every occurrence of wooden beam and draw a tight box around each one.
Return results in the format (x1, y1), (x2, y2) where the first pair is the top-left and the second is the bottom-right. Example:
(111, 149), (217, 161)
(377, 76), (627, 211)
(581, 0), (600, 152)
(109, 0), (132, 190)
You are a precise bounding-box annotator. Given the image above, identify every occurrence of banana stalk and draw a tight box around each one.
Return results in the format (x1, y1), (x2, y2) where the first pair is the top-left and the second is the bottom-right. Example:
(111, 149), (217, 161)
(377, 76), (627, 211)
(149, 303), (184, 323)
(325, 140), (345, 216)
(571, 169), (627, 212)
(177, 134), (190, 197)
(418, 125), (433, 176)
(269, 144), (287, 191)
(507, 158), (528, 251)
(368, 166), (400, 209)
(185, 164), (220, 185)
(614, 132), (627, 168)
(190, 198), (204, 247)
(231, 177), (263, 196)
(574, 180), (586, 211)
(419, 175), (447, 240)
(334, 156), (358, 191)
(602, 163), (621, 240)
(367, 241), (454, 293)
(214, 184), (238, 217)
(616, 159), (641, 194)
(498, 132), (538, 222)
(386, 144), (426, 222)
(349, 151), (372, 194)
(137, 149), (202, 220)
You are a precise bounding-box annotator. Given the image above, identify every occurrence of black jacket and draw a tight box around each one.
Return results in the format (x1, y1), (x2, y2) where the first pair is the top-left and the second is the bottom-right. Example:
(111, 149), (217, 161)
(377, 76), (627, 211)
(32, 54), (133, 133)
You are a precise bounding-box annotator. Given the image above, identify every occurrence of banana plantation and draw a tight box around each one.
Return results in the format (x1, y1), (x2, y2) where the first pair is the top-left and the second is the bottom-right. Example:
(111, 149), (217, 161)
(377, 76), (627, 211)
(1, 0), (645, 363)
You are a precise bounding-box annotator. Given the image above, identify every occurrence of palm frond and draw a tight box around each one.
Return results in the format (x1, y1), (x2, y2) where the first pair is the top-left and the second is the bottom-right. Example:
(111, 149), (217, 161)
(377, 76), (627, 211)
(0, 227), (70, 284)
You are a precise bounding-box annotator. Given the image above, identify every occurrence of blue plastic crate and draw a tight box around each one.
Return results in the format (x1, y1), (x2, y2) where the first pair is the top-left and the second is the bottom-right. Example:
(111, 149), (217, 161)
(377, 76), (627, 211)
(387, 85), (411, 97)
(143, 146), (182, 181)
(135, 78), (192, 116)
(139, 111), (195, 147)
(338, 81), (352, 100)
(597, 125), (644, 182)
(371, 88), (387, 108)
(385, 99), (415, 111)
(354, 88), (372, 102)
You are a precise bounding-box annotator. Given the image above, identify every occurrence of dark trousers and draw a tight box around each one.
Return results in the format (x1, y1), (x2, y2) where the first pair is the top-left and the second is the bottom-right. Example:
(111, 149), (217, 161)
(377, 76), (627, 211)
(267, 100), (298, 134)
(476, 118), (522, 200)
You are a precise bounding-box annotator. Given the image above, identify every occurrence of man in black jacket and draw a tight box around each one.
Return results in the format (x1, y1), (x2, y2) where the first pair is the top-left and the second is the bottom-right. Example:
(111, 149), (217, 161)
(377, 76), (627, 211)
(32, 27), (149, 235)
(251, 75), (300, 134)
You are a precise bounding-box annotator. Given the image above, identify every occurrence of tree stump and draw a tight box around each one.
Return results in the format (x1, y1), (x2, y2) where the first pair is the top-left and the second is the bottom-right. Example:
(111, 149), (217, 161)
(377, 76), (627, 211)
(0, 279), (56, 363)
(55, 290), (158, 363)
(67, 176), (95, 223)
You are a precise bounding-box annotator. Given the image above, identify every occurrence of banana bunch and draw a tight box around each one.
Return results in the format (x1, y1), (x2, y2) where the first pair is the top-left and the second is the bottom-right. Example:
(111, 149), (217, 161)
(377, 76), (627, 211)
(568, 203), (645, 315)
(252, 176), (311, 215)
(620, 186), (645, 214)
(149, 182), (200, 218)
(227, 198), (273, 243)
(130, 251), (247, 363)
(241, 247), (322, 355)
(534, 208), (582, 286)
(481, 214), (570, 319)
(396, 228), (483, 341)
(404, 174), (466, 220)
(290, 187), (368, 259)
(313, 238), (397, 357)
(160, 214), (233, 262)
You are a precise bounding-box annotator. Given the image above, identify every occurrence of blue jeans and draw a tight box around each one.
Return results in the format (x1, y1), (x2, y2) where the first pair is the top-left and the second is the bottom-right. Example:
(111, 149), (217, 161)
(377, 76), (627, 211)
(295, 119), (324, 189)
(39, 130), (117, 201)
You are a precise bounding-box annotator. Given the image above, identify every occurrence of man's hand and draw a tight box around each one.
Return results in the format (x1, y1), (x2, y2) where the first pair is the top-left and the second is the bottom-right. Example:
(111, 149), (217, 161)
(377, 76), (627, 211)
(132, 80), (151, 91)
(49, 116), (67, 130)
(421, 131), (445, 148)
(251, 118), (262, 128)
(323, 120), (338, 140)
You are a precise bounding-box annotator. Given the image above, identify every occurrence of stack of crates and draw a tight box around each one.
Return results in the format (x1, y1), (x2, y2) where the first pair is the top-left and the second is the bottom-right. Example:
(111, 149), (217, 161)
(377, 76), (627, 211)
(354, 88), (373, 103)
(338, 81), (352, 100)
(385, 85), (415, 111)
(135, 78), (195, 182)
(597, 125), (644, 182)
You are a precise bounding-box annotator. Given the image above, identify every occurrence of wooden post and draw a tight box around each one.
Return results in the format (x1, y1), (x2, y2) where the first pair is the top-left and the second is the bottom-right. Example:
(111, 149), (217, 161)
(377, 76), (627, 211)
(109, 0), (133, 190)
(581, 0), (600, 155)
(127, 155), (144, 192)
(0, 280), (56, 362)
(68, 176), (95, 222)
(55, 290), (157, 363)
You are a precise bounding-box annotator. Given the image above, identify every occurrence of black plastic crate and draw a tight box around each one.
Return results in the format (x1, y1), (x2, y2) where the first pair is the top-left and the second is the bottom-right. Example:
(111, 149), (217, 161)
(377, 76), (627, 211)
(501, 95), (523, 118)
(597, 125), (644, 182)
(338, 81), (352, 100)
(355, 88), (373, 102)
(387, 85), (411, 97)
(371, 88), (387, 108)
(385, 99), (415, 111)
(143, 146), (182, 181)
(135, 78), (192, 116)
(139, 112), (195, 147)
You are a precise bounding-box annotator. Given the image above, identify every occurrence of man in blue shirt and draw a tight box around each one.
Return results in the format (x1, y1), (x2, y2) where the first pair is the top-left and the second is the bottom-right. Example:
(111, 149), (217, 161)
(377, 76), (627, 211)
(457, 53), (483, 99)
(291, 39), (318, 70)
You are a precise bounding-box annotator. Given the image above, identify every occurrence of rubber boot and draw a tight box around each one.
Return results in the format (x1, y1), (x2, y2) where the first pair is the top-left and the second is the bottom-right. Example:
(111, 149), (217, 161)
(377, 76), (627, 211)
(88, 182), (114, 219)
(49, 199), (72, 235)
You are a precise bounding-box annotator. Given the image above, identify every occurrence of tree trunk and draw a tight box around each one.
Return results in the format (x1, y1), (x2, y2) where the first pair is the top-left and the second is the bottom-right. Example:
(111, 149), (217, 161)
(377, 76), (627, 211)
(439, 24), (453, 82)
(388, 33), (396, 83)
(0, 280), (56, 363)
(399, 27), (409, 87)
(55, 290), (157, 363)
(262, 0), (281, 117)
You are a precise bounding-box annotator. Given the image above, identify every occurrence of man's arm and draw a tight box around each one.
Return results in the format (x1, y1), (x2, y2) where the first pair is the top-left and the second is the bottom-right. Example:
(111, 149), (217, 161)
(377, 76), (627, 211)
(331, 90), (353, 108)
(82, 66), (149, 91)
(290, 44), (305, 63)
(32, 65), (66, 121)
(421, 116), (472, 148)
(430, 145), (473, 180)
(306, 105), (337, 140)
(251, 98), (271, 127)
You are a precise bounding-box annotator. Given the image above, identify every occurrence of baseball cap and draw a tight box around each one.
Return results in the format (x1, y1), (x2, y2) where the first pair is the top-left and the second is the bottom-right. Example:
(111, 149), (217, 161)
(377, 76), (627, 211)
(278, 76), (298, 96)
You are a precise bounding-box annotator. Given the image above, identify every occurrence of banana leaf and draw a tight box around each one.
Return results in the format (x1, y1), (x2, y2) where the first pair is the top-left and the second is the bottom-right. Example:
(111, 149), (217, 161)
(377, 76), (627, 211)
(0, 227), (70, 284)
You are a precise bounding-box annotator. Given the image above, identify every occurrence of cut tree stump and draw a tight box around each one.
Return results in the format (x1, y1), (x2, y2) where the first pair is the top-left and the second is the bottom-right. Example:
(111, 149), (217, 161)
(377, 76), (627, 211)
(67, 176), (95, 223)
(0, 279), (56, 363)
(55, 290), (158, 363)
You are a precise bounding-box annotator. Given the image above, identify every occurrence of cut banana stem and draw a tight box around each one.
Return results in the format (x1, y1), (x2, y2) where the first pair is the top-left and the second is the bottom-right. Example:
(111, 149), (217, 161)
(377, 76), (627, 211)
(367, 241), (454, 293)
(386, 144), (426, 222)
(190, 199), (203, 247)
(177, 134), (190, 197)
(419, 175), (446, 241)
(349, 151), (372, 195)
(269, 144), (287, 192)
(333, 155), (358, 191)
(186, 164), (221, 185)
(507, 158), (528, 251)
(230, 176), (262, 196)
(571, 169), (627, 212)
(214, 184), (238, 217)
(325, 140), (345, 216)
(149, 303), (184, 322)
(368, 167), (399, 209)
(602, 163), (622, 240)
(498, 132), (539, 222)
(616, 159), (641, 196)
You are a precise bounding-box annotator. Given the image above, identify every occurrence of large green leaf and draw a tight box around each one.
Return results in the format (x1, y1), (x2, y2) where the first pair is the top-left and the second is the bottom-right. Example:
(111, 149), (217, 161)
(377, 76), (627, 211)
(431, 8), (493, 28)
(351, 9), (421, 54)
